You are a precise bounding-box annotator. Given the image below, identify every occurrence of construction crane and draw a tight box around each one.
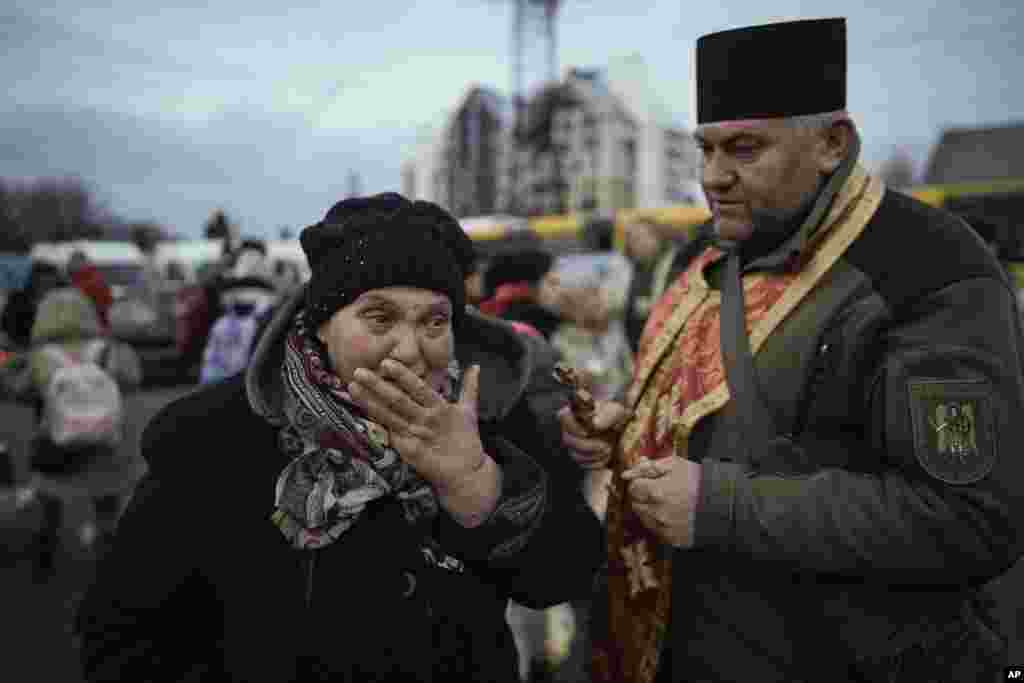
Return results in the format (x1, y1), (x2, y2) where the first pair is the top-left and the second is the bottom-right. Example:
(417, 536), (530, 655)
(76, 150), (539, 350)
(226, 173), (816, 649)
(512, 0), (561, 93)
(506, 0), (562, 214)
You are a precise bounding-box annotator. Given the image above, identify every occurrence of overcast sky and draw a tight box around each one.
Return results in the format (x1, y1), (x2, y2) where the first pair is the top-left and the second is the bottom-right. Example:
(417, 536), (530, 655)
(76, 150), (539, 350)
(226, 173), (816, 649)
(2, 0), (1021, 238)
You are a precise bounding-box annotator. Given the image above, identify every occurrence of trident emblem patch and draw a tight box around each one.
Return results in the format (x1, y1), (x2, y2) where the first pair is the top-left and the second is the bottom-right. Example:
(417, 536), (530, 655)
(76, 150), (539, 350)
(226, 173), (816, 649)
(928, 402), (978, 460)
(909, 379), (996, 485)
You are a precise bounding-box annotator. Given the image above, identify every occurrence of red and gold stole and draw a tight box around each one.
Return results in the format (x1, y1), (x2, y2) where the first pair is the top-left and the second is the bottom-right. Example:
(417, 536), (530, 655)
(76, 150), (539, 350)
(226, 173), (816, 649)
(594, 165), (885, 683)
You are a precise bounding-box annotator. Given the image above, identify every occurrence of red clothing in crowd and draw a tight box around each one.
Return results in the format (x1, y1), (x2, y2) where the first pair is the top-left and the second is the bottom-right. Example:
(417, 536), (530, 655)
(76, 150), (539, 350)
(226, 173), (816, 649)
(478, 282), (544, 339)
(71, 265), (114, 328)
(507, 321), (543, 339)
(478, 282), (534, 317)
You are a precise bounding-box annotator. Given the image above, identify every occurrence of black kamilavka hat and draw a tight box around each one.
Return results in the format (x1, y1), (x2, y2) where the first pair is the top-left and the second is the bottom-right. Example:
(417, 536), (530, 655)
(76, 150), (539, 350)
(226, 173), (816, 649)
(697, 17), (846, 124)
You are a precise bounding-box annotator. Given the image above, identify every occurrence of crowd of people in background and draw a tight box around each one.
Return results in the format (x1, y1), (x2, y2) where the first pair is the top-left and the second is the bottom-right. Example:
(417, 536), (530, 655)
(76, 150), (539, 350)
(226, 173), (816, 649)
(0, 216), (688, 683)
(1, 196), (1021, 682)
(0, 237), (296, 624)
(466, 218), (703, 682)
(2, 7), (1023, 680)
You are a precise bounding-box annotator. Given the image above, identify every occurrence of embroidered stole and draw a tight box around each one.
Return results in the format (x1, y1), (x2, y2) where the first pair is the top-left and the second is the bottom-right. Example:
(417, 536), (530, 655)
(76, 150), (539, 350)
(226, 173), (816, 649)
(595, 166), (885, 683)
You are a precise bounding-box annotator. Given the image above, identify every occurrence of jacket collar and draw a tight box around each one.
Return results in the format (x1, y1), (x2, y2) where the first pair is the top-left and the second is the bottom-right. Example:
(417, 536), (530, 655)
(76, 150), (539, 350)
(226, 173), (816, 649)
(707, 132), (866, 277)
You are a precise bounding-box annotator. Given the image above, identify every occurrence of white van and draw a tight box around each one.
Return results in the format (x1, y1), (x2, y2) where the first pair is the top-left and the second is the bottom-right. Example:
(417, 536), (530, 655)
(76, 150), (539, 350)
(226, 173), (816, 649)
(154, 239), (309, 286)
(153, 239), (225, 284)
(30, 240), (146, 300)
(265, 240), (310, 286)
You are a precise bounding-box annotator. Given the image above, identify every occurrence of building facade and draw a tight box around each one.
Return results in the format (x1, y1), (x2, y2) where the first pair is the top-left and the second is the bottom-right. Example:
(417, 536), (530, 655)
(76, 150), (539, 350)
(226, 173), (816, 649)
(400, 127), (446, 207)
(401, 65), (700, 218)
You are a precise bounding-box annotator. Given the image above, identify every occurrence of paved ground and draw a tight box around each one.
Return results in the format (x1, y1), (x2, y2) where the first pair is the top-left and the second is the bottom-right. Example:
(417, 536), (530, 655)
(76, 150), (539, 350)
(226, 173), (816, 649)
(0, 384), (195, 683)
(1, 383), (1021, 680)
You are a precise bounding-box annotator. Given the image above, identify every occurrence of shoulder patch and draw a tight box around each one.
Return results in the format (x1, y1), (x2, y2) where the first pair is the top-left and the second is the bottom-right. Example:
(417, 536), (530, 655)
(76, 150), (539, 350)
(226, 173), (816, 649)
(907, 379), (997, 485)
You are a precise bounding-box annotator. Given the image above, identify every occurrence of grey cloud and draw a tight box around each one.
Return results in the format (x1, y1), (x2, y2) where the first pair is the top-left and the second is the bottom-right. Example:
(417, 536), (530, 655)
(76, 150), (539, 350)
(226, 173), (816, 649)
(0, 100), (404, 234)
(3, 5), (259, 90)
(0, 105), (237, 185)
(4, 7), (160, 70)
(0, 99), (406, 185)
(1, 7), (77, 50)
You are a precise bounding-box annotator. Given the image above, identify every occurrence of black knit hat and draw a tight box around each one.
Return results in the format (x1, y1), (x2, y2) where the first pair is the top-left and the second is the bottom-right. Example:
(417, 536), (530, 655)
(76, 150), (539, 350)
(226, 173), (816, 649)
(300, 193), (476, 332)
(483, 248), (554, 300)
(697, 18), (846, 124)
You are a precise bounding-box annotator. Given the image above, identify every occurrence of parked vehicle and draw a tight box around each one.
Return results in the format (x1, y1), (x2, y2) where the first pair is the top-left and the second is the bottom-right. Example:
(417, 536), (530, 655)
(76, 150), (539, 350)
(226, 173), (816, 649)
(264, 240), (310, 288)
(152, 239), (225, 284)
(29, 241), (146, 302)
(139, 239), (305, 385)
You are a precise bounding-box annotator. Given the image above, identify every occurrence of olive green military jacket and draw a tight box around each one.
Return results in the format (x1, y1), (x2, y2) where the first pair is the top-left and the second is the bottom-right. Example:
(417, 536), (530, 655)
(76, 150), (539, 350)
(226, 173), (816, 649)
(663, 188), (1024, 681)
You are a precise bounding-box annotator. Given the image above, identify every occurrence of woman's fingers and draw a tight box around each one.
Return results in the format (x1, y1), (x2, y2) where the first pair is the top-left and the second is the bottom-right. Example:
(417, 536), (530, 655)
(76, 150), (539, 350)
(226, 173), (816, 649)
(377, 359), (441, 408)
(348, 380), (408, 432)
(350, 367), (426, 423)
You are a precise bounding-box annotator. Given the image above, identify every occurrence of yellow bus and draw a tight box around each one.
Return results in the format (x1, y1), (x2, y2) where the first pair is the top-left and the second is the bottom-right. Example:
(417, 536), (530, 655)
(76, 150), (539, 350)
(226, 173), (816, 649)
(905, 178), (1024, 208)
(468, 177), (1024, 263)
(613, 205), (711, 251)
(905, 178), (1024, 287)
(468, 177), (1024, 269)
(463, 205), (713, 259)
(459, 215), (542, 262)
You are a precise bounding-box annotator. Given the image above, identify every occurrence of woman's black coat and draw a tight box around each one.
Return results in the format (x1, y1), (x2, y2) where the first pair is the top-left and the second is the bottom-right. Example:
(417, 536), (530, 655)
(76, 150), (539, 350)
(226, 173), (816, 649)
(77, 302), (604, 683)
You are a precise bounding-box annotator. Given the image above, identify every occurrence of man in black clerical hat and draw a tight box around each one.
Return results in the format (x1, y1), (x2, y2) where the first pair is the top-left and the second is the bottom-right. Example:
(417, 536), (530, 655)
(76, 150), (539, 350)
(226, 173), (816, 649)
(560, 17), (1022, 682)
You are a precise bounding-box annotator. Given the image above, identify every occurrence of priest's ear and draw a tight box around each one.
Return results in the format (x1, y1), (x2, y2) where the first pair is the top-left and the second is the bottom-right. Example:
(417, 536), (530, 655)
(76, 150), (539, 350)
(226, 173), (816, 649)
(814, 117), (857, 175)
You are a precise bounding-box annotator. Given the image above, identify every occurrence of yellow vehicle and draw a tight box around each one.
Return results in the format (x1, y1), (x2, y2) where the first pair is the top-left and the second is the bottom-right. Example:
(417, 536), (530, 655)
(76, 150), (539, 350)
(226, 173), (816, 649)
(479, 173), (1023, 259)
(528, 206), (711, 254)
(905, 178), (1024, 288)
(459, 215), (543, 261)
(613, 205), (711, 251)
(528, 214), (586, 256)
(464, 205), (713, 260)
(905, 178), (1024, 209)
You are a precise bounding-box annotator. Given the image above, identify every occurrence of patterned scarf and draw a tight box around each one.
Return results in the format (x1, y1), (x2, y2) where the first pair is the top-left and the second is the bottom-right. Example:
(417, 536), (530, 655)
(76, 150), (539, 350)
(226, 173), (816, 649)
(270, 309), (461, 549)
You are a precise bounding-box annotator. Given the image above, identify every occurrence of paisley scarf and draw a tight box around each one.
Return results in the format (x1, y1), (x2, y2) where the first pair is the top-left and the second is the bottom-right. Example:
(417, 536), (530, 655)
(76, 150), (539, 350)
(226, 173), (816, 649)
(270, 309), (461, 549)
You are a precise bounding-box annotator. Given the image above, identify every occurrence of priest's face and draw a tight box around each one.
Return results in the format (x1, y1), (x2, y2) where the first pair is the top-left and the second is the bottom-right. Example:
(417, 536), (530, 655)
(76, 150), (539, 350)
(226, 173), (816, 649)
(697, 119), (834, 242)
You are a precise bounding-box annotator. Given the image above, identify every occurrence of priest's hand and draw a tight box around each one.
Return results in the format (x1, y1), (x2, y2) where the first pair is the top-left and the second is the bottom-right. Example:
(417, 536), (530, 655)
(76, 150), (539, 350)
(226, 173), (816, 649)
(622, 456), (701, 548)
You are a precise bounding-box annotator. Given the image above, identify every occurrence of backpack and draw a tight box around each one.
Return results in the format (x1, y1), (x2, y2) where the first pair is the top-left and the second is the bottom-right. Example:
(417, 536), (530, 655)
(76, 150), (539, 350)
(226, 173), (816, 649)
(38, 340), (124, 449)
(107, 297), (159, 342)
(199, 303), (272, 384)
